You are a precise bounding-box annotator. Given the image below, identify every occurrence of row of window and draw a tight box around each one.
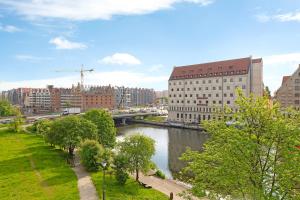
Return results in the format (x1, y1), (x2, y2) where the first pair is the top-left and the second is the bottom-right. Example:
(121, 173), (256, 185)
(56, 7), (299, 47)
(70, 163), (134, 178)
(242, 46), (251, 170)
(169, 106), (238, 112)
(170, 85), (246, 92)
(170, 99), (232, 105)
(169, 77), (244, 86)
(174, 113), (234, 121)
(170, 93), (235, 98)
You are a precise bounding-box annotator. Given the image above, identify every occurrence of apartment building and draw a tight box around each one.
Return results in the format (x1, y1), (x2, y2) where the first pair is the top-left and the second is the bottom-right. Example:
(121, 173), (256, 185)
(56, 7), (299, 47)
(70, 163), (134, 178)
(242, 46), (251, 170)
(82, 85), (115, 111)
(168, 56), (263, 124)
(274, 65), (300, 110)
(115, 87), (156, 108)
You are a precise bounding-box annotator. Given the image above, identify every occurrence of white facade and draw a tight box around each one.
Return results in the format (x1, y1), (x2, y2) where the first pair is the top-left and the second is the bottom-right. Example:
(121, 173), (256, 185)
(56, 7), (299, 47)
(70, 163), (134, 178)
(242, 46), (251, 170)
(168, 57), (263, 124)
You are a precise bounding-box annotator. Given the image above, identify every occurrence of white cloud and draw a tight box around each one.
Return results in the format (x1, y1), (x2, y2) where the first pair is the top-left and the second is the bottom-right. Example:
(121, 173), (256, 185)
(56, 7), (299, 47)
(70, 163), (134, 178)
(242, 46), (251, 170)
(0, 24), (21, 32)
(15, 54), (52, 61)
(0, 0), (213, 21)
(0, 71), (168, 91)
(148, 64), (164, 72)
(256, 11), (300, 23)
(261, 52), (300, 95)
(99, 53), (141, 65)
(274, 12), (300, 22)
(49, 37), (87, 49)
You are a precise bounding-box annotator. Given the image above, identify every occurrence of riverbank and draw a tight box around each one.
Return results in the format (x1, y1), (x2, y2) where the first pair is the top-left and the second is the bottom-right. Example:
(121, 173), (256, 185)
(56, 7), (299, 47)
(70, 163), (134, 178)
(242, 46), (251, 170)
(129, 119), (205, 131)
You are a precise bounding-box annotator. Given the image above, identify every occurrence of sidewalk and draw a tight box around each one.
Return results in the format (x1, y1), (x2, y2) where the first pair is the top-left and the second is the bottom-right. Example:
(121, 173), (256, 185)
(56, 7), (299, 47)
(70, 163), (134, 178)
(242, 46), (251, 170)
(72, 152), (99, 200)
(137, 173), (207, 200)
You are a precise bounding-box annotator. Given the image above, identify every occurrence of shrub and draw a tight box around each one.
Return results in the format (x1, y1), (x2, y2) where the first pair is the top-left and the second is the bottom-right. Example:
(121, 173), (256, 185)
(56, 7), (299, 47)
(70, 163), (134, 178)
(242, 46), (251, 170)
(115, 170), (129, 185)
(113, 154), (129, 185)
(155, 170), (166, 179)
(79, 140), (104, 171)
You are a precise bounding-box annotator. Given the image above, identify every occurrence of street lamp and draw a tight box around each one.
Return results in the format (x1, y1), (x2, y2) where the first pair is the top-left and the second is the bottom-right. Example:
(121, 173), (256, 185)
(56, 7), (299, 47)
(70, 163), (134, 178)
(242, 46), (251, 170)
(101, 161), (107, 200)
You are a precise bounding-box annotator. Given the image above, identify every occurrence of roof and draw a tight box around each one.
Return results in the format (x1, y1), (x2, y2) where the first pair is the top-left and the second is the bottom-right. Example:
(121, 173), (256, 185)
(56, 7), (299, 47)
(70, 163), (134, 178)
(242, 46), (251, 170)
(282, 76), (291, 85)
(169, 57), (262, 80)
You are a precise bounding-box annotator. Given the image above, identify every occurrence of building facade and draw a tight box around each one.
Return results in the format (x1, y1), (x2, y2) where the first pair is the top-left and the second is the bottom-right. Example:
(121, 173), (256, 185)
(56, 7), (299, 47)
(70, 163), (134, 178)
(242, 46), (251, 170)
(274, 65), (300, 110)
(168, 57), (264, 124)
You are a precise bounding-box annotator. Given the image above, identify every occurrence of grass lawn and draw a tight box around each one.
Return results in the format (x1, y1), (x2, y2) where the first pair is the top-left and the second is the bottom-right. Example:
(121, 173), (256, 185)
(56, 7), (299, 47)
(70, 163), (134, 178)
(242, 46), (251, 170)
(0, 130), (79, 200)
(91, 172), (169, 200)
(143, 116), (166, 123)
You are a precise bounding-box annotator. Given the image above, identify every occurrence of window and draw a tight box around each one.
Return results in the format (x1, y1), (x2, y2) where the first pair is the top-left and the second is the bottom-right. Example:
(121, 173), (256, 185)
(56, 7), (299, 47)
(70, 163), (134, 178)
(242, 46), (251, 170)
(216, 79), (219, 83)
(219, 86), (222, 90)
(295, 100), (300, 105)
(190, 94), (193, 97)
(230, 78), (233, 82)
(171, 88), (174, 91)
(224, 93), (227, 97)
(177, 88), (179, 91)
(187, 100), (190, 103)
(239, 77), (242, 82)
(194, 88), (196, 91)
(190, 81), (193, 84)
(199, 87), (202, 91)
(208, 94), (211, 97)
(196, 81), (199, 84)
(216, 93), (219, 97)
(296, 86), (300, 91)
(177, 113), (179, 118)
(296, 79), (300, 83)
(224, 79), (227, 82)
(227, 100), (230, 104)
(242, 85), (246, 89)
(227, 86), (230, 90)
(219, 100), (222, 104)
(213, 100), (216, 104)
(173, 94), (176, 97)
(213, 87), (216, 90)
(194, 100), (196, 104)
(187, 88), (190, 91)
(295, 93), (300, 97)
(230, 93), (234, 97)
(208, 80), (212, 83)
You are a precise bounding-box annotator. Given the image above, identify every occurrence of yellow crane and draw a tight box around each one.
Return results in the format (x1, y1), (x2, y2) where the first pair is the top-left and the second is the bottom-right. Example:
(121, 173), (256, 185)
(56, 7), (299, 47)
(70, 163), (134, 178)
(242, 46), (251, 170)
(55, 65), (94, 89)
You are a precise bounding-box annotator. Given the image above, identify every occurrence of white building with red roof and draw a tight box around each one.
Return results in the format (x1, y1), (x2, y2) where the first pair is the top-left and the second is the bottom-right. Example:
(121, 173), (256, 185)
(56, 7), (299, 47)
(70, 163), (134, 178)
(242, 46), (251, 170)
(168, 56), (263, 124)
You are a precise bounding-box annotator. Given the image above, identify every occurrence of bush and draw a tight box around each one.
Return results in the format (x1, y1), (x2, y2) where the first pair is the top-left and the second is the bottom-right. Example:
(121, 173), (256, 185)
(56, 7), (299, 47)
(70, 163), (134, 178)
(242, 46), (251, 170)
(115, 170), (129, 185)
(113, 154), (129, 185)
(155, 170), (166, 179)
(79, 140), (104, 171)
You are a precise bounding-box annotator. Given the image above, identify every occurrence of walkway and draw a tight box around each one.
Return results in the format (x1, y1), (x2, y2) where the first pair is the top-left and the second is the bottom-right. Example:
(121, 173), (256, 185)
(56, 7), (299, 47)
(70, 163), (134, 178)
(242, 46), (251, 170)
(138, 173), (207, 200)
(72, 152), (99, 200)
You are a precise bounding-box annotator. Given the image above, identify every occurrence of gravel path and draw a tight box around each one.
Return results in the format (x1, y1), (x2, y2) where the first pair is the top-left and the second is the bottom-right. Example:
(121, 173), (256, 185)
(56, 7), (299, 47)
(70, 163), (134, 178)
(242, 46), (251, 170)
(72, 152), (99, 200)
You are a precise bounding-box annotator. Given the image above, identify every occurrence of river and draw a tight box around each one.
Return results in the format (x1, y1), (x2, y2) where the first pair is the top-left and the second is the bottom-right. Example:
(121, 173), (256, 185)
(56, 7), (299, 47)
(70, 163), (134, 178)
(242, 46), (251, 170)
(117, 124), (209, 179)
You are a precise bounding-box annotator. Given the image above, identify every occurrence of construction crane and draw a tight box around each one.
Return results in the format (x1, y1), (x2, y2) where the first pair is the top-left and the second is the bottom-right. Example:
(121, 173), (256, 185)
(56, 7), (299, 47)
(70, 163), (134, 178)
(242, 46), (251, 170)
(55, 65), (94, 89)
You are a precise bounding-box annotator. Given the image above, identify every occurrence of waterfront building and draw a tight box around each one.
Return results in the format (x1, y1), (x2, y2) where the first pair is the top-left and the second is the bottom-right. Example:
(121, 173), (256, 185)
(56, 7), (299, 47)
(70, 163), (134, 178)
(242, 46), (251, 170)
(274, 64), (300, 110)
(168, 56), (264, 123)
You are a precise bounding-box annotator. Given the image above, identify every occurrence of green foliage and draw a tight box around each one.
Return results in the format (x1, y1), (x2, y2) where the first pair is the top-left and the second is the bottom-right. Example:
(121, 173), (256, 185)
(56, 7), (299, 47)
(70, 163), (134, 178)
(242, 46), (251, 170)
(8, 115), (24, 132)
(0, 100), (18, 117)
(154, 170), (166, 179)
(114, 154), (130, 185)
(181, 90), (300, 200)
(264, 86), (272, 99)
(46, 116), (97, 156)
(0, 129), (79, 200)
(118, 134), (155, 181)
(91, 171), (168, 200)
(36, 119), (52, 135)
(84, 109), (116, 148)
(79, 139), (104, 171)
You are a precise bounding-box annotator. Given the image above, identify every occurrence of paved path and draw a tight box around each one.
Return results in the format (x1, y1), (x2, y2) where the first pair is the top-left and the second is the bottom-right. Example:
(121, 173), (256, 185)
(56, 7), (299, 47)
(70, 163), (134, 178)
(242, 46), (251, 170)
(138, 173), (207, 200)
(72, 152), (99, 200)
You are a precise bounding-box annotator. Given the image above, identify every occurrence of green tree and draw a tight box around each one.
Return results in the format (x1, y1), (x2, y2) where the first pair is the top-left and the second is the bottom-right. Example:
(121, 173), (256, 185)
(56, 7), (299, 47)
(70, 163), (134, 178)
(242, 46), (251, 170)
(264, 86), (272, 99)
(119, 134), (155, 182)
(79, 140), (104, 171)
(48, 116), (98, 156)
(181, 91), (300, 200)
(36, 119), (52, 136)
(84, 109), (116, 148)
(0, 100), (17, 117)
(113, 154), (130, 185)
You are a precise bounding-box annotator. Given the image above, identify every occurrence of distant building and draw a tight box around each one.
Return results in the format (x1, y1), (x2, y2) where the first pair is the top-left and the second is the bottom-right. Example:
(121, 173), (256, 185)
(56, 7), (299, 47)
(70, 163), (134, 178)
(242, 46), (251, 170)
(168, 56), (264, 124)
(274, 65), (300, 110)
(114, 87), (156, 108)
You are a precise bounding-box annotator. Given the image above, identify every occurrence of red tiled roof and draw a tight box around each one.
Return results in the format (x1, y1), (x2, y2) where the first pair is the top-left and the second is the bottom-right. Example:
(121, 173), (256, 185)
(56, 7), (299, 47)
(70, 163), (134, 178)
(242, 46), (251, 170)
(169, 57), (261, 80)
(282, 76), (290, 85)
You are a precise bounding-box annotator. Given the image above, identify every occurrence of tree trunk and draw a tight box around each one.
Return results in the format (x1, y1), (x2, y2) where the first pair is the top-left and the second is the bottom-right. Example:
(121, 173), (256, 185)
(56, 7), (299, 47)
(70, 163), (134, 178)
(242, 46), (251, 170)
(69, 147), (74, 157)
(136, 168), (139, 182)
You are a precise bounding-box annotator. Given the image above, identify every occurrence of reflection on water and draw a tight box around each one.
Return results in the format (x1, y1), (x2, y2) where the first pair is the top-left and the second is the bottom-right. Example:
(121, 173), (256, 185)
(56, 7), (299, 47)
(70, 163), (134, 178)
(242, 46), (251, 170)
(117, 124), (208, 179)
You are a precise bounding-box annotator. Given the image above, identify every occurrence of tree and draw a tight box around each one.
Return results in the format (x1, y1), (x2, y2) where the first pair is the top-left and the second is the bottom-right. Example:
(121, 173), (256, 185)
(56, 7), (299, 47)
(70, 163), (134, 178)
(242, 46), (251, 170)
(113, 154), (129, 185)
(48, 116), (98, 156)
(79, 140), (104, 171)
(0, 100), (18, 117)
(36, 119), (52, 136)
(119, 134), (155, 182)
(265, 86), (272, 99)
(84, 109), (116, 148)
(181, 90), (300, 200)
(8, 107), (23, 132)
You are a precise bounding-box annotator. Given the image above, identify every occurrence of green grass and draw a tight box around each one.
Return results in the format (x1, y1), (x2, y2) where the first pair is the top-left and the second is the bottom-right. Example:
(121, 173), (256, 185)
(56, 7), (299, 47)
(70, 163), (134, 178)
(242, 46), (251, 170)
(91, 172), (169, 200)
(0, 124), (8, 128)
(0, 130), (79, 200)
(143, 116), (166, 123)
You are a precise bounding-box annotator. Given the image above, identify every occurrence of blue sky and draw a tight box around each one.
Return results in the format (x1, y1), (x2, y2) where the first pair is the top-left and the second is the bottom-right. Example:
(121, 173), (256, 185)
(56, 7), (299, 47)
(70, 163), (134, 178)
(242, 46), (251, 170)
(0, 0), (300, 94)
